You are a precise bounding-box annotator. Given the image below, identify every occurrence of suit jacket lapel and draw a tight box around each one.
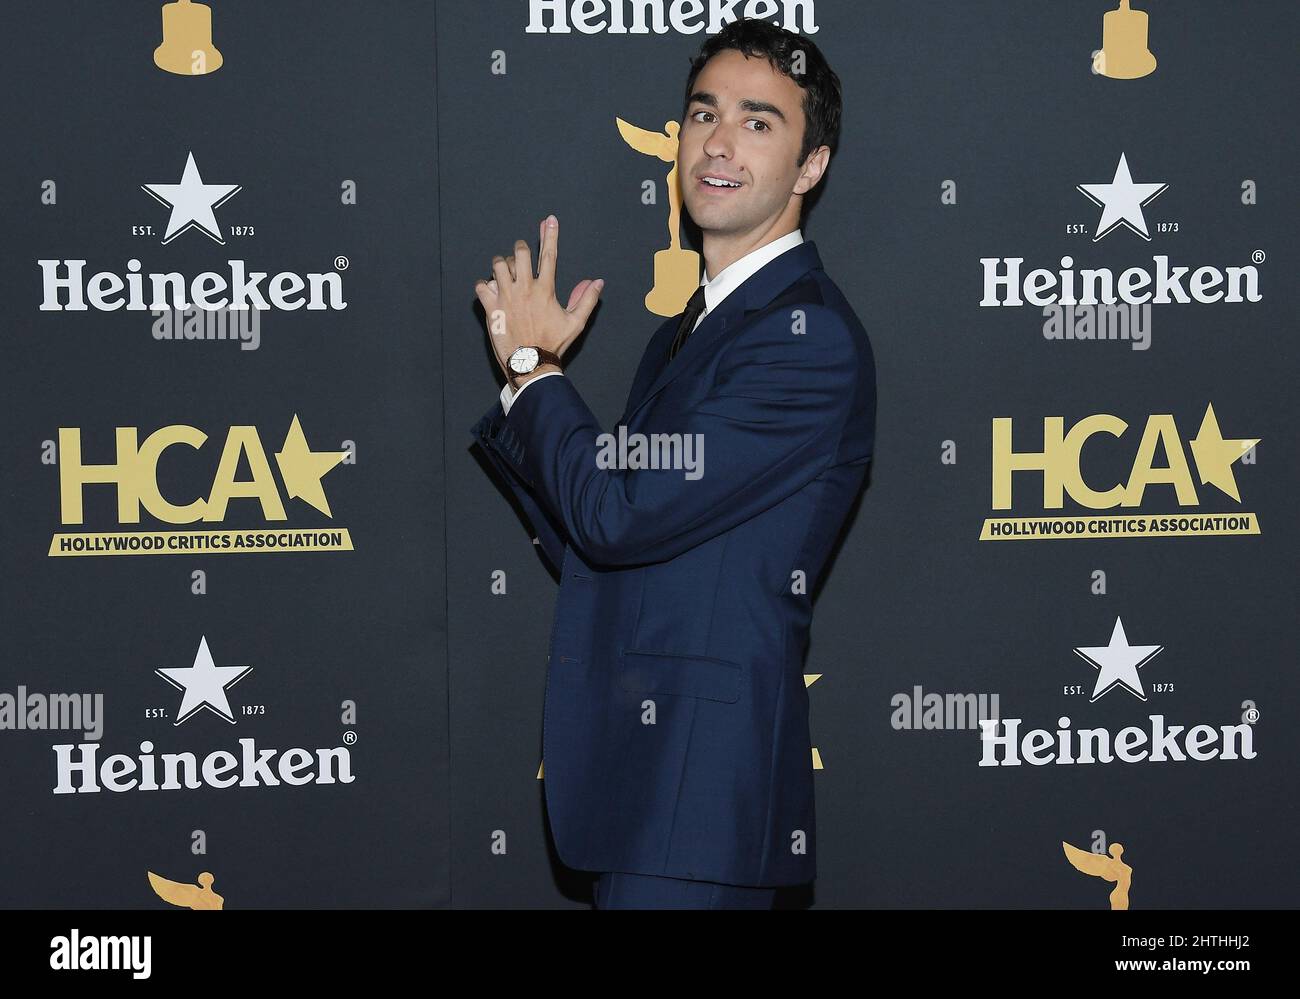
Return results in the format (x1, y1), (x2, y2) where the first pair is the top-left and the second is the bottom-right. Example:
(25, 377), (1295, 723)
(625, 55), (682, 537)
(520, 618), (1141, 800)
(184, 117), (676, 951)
(620, 240), (823, 426)
(618, 314), (679, 424)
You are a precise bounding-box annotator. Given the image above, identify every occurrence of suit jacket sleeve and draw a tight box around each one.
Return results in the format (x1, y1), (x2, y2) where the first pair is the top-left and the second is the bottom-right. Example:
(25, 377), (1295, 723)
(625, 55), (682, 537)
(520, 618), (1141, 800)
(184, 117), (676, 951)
(470, 397), (570, 573)
(475, 306), (868, 567)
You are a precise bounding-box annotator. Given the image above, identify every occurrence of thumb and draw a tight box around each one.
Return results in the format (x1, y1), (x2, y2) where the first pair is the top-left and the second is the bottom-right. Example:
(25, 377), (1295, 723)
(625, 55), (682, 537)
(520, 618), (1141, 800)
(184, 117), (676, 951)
(566, 278), (604, 327)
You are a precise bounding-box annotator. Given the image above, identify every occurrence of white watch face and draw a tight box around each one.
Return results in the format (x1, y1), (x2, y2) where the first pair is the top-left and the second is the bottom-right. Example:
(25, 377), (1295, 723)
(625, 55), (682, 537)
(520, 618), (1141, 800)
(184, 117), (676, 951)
(510, 346), (539, 374)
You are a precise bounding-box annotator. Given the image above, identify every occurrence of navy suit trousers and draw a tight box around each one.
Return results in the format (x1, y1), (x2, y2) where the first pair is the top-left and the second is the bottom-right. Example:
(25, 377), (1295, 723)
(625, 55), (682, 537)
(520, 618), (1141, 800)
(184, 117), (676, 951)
(593, 871), (776, 910)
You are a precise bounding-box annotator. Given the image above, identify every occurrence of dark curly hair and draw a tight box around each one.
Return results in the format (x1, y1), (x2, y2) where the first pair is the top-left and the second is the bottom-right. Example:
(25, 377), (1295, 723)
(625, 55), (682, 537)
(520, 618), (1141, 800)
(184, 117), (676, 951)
(682, 18), (842, 167)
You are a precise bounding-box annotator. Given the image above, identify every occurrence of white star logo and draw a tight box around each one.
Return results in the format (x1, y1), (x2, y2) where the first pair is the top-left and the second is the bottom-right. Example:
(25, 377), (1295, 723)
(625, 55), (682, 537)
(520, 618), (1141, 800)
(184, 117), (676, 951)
(1076, 153), (1167, 241)
(141, 151), (241, 245)
(155, 636), (253, 725)
(1073, 617), (1163, 702)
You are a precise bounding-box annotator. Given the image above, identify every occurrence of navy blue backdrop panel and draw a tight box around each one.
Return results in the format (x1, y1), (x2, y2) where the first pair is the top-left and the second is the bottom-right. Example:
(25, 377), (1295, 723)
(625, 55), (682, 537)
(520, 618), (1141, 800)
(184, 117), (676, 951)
(0, 1), (447, 908)
(442, 0), (1297, 909)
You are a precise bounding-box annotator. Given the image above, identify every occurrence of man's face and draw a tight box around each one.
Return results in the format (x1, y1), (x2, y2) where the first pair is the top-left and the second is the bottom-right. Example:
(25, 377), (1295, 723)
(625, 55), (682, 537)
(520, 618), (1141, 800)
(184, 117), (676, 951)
(678, 49), (822, 239)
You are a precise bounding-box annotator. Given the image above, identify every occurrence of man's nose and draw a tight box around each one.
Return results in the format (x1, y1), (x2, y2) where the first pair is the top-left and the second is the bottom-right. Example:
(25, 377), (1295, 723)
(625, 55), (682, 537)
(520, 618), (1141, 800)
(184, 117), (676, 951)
(702, 122), (736, 160)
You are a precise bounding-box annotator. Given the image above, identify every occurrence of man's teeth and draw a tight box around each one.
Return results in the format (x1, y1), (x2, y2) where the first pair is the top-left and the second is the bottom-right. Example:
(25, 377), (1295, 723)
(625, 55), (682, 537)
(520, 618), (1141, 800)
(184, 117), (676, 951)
(702, 177), (740, 187)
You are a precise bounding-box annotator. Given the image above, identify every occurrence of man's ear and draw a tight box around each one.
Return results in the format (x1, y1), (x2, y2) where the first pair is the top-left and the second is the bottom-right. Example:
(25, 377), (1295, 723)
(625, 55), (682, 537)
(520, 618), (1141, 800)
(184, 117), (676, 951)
(794, 145), (831, 196)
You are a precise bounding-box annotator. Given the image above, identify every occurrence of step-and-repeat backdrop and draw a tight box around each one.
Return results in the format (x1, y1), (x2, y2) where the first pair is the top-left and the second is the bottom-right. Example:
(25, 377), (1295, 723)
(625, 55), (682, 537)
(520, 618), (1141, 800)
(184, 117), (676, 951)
(1, 1), (1294, 908)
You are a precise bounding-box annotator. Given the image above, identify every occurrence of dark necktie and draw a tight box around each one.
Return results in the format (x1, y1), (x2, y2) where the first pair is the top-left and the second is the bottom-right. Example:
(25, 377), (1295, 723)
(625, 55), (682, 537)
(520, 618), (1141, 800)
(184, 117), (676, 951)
(667, 284), (708, 361)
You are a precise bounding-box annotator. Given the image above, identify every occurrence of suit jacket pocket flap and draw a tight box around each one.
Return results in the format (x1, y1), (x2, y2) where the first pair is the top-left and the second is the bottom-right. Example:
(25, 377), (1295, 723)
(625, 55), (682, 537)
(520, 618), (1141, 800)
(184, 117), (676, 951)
(619, 648), (741, 703)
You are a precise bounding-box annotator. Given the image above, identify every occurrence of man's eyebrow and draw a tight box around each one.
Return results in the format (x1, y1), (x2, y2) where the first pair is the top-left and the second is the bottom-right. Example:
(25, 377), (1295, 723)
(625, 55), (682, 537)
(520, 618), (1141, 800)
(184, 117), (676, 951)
(687, 92), (787, 122)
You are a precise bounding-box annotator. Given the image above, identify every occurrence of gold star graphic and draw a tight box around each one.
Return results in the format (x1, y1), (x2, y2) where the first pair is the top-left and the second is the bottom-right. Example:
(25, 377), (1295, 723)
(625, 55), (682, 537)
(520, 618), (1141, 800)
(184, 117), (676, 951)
(1188, 403), (1259, 502)
(274, 415), (344, 517)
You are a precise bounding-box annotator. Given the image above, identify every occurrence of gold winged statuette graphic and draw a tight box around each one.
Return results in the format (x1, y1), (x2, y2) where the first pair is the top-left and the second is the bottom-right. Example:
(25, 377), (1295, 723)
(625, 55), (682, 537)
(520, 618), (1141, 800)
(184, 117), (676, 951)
(154, 0), (224, 76)
(1096, 1), (1157, 80)
(616, 117), (700, 316)
(1062, 841), (1132, 910)
(148, 870), (225, 910)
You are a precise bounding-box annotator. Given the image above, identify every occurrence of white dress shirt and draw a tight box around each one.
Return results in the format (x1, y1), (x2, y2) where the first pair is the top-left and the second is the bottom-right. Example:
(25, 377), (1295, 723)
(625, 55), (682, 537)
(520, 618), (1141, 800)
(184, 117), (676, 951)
(500, 228), (804, 415)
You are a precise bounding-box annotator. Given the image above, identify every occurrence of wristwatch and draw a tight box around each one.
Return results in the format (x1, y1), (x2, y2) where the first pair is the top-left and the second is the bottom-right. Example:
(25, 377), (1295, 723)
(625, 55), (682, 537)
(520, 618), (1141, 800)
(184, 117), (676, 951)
(507, 345), (562, 388)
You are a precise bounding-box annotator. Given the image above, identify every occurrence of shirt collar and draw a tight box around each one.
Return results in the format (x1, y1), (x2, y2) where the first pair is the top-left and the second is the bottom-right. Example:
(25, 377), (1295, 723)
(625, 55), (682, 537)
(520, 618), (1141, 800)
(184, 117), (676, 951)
(700, 229), (804, 317)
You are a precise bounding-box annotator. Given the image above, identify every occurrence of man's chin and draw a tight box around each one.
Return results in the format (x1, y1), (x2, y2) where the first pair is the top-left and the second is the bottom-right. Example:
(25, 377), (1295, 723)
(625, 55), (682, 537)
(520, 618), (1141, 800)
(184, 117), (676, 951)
(684, 204), (748, 235)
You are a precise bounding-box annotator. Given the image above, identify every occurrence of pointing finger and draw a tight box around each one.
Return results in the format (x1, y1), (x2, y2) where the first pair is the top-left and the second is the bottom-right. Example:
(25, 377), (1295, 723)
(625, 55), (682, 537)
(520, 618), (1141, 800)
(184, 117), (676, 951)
(537, 214), (558, 289)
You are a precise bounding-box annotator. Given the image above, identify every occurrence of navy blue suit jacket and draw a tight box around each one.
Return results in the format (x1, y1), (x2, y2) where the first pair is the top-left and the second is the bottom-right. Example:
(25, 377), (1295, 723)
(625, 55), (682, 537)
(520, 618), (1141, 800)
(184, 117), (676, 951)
(470, 240), (875, 886)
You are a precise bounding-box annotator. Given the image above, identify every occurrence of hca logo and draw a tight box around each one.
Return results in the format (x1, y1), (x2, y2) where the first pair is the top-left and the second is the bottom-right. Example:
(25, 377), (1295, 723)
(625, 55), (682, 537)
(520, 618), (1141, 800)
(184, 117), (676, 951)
(980, 403), (1260, 541)
(49, 415), (354, 556)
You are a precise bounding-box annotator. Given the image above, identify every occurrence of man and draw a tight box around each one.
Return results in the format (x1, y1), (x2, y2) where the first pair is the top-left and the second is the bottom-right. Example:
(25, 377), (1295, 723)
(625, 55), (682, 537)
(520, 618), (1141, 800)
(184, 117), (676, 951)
(469, 19), (875, 909)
